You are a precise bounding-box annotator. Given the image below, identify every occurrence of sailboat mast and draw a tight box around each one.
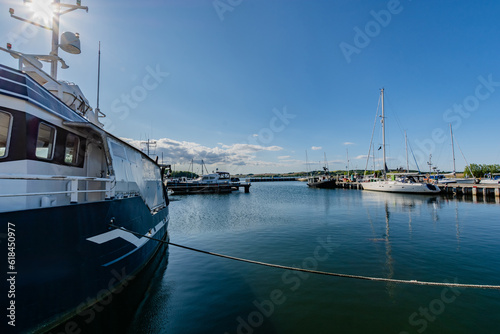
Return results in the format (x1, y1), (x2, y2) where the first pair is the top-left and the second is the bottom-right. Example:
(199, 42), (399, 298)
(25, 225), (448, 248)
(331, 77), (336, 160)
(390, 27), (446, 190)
(405, 131), (409, 173)
(381, 88), (386, 179)
(372, 142), (375, 174)
(450, 124), (456, 176)
(346, 148), (349, 178)
(305, 150), (309, 176)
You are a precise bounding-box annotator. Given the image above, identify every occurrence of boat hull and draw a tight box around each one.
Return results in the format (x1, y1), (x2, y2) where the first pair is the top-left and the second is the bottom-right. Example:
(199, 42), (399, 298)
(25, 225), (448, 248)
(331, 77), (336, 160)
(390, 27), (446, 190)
(1, 197), (168, 333)
(307, 179), (336, 189)
(167, 183), (234, 194)
(361, 181), (441, 194)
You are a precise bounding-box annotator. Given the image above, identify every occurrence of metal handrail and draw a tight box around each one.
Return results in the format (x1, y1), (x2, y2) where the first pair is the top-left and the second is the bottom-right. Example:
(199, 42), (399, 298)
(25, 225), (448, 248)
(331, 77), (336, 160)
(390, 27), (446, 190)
(0, 189), (110, 198)
(0, 174), (111, 182)
(0, 173), (115, 203)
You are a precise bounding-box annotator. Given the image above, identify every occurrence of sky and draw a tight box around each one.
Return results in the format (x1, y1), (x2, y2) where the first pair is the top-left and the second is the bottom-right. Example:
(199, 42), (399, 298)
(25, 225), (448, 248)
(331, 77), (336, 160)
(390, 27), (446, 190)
(1, 0), (500, 174)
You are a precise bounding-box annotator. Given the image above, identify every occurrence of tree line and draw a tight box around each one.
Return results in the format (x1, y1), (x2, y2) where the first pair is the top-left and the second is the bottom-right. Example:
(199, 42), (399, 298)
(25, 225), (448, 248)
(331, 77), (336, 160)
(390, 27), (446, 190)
(464, 164), (500, 177)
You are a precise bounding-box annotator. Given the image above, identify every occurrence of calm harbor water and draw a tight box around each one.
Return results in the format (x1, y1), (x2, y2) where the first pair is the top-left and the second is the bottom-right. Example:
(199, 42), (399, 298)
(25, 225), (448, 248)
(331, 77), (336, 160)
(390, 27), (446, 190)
(128, 182), (500, 334)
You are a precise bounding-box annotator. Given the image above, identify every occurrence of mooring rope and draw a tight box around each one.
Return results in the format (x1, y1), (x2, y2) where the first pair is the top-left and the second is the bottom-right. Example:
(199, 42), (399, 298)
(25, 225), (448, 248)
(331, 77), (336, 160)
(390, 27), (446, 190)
(109, 224), (500, 290)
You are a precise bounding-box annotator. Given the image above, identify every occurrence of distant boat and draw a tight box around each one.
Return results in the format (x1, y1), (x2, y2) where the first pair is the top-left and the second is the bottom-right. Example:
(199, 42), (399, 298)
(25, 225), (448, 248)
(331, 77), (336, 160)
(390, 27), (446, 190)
(363, 173), (441, 193)
(361, 89), (440, 194)
(307, 167), (336, 188)
(479, 173), (500, 184)
(307, 174), (336, 188)
(307, 153), (336, 188)
(167, 171), (246, 194)
(193, 171), (232, 184)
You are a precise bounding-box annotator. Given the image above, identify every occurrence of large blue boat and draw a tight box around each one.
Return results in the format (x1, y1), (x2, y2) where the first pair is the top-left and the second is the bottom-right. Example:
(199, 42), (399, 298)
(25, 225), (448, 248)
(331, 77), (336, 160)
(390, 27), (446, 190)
(0, 2), (169, 332)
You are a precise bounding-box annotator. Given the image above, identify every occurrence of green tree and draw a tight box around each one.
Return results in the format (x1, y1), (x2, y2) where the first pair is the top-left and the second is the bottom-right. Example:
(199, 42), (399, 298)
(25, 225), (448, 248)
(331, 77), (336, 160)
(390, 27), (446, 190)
(464, 164), (500, 177)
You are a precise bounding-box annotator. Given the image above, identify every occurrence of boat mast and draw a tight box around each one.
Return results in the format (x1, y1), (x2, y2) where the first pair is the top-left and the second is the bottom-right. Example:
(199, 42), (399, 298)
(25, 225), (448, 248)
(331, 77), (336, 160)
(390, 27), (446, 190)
(50, 0), (61, 79)
(96, 41), (101, 113)
(372, 142), (375, 175)
(305, 150), (309, 177)
(405, 131), (409, 173)
(345, 148), (349, 178)
(450, 124), (456, 177)
(381, 88), (386, 179)
(324, 152), (329, 175)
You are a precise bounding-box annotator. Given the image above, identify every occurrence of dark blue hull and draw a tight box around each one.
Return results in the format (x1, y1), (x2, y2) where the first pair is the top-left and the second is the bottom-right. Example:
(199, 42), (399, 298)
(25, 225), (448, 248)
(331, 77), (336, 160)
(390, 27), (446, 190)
(1, 197), (168, 333)
(307, 180), (337, 188)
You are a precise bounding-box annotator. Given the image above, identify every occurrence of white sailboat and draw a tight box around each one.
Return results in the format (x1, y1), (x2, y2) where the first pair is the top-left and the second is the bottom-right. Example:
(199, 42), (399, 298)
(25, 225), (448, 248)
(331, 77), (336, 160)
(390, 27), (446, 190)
(362, 89), (441, 194)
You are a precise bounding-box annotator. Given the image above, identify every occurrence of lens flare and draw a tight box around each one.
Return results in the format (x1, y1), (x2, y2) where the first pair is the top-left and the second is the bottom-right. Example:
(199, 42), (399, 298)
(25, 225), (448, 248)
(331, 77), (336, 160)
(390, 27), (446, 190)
(29, 0), (55, 24)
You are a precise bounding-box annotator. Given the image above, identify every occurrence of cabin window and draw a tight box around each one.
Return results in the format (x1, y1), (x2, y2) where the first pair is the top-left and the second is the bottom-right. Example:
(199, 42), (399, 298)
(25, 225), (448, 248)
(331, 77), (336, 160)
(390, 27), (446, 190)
(64, 133), (80, 165)
(0, 111), (12, 158)
(36, 123), (56, 160)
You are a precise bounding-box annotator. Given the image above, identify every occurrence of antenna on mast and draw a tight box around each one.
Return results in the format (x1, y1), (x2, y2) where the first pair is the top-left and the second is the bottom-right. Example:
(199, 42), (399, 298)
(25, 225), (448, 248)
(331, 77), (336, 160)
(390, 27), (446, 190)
(5, 0), (88, 80)
(96, 41), (101, 114)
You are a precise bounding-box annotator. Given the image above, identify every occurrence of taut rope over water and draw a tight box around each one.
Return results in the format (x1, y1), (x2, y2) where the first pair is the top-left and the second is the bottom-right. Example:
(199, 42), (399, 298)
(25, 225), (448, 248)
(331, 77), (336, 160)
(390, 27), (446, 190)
(109, 224), (500, 291)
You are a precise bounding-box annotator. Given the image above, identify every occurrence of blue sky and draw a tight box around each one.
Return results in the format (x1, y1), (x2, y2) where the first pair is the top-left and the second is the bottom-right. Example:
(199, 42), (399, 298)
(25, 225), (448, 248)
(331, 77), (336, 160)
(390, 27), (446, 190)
(1, 0), (500, 174)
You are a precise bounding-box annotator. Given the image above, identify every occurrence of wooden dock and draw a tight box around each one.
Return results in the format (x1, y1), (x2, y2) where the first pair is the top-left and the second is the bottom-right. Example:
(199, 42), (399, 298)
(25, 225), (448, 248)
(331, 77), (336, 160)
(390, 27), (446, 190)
(167, 182), (251, 195)
(248, 177), (298, 182)
(334, 181), (500, 200)
(439, 183), (500, 198)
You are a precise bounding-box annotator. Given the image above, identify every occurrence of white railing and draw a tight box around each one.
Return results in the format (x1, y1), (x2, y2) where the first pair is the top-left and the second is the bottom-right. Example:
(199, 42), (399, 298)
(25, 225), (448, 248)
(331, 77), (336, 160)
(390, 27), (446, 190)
(0, 174), (116, 203)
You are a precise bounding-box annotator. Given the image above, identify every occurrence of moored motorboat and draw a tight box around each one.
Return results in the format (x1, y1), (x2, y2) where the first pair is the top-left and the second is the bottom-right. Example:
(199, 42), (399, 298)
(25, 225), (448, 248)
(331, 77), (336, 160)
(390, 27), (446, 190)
(167, 171), (248, 194)
(0, 2), (169, 332)
(479, 174), (500, 184)
(307, 166), (336, 188)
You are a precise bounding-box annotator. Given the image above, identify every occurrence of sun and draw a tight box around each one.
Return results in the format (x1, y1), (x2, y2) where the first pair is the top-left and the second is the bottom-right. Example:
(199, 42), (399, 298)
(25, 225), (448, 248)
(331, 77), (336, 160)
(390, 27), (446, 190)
(25, 0), (55, 24)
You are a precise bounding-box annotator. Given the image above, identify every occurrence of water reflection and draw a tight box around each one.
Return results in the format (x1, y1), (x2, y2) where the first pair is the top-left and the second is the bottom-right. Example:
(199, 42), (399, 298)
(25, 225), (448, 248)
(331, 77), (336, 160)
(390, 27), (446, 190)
(128, 184), (500, 334)
(362, 192), (446, 296)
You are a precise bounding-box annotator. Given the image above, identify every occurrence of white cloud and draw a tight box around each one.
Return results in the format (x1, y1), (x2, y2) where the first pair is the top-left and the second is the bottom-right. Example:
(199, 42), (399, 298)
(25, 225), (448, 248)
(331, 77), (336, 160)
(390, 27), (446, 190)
(311, 146), (322, 150)
(121, 137), (284, 169)
(278, 155), (291, 159)
(343, 142), (355, 146)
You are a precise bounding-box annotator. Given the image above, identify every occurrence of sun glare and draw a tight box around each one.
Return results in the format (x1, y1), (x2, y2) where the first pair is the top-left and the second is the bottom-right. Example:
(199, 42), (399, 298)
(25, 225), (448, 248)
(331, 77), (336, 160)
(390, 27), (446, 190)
(27, 0), (55, 24)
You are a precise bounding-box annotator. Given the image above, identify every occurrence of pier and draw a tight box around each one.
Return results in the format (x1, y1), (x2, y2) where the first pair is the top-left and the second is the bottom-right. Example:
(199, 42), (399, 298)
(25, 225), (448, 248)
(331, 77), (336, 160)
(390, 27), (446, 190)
(334, 181), (500, 200)
(439, 183), (500, 198)
(248, 177), (298, 182)
(167, 182), (251, 195)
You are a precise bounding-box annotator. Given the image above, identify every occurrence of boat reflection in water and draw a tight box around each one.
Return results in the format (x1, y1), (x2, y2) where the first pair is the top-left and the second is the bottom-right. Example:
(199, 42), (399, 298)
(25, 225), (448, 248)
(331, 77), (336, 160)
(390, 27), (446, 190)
(51, 244), (170, 333)
(362, 191), (446, 296)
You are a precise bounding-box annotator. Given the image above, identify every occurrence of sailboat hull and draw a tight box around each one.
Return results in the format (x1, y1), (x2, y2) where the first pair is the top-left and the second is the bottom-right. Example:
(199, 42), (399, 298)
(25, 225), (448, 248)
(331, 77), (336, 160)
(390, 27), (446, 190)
(362, 181), (441, 194)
